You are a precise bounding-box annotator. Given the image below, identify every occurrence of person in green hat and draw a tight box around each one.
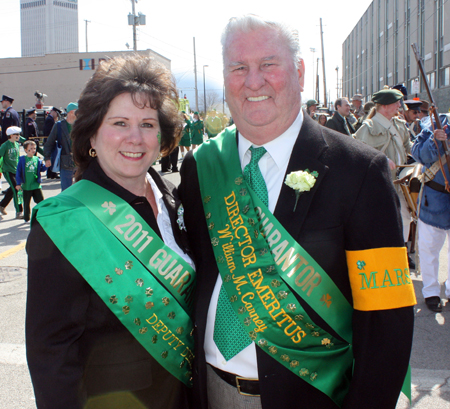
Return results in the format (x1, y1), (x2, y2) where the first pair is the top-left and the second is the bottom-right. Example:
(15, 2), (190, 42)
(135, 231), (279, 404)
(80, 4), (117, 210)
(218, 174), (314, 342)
(306, 99), (318, 118)
(355, 88), (415, 268)
(190, 112), (204, 149)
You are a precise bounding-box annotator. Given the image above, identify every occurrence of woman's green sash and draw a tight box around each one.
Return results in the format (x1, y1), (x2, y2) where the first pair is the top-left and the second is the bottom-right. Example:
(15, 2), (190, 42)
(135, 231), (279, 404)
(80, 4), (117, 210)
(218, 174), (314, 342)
(32, 180), (195, 386)
(194, 127), (354, 406)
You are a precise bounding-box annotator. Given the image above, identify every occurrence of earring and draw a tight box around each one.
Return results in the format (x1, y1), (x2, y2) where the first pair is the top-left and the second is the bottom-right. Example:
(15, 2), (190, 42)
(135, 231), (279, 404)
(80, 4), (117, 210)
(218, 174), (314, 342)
(89, 148), (97, 157)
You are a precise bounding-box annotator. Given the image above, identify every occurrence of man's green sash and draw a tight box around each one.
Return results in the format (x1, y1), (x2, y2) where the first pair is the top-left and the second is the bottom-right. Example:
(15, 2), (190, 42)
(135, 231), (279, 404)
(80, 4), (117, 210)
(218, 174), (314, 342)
(32, 180), (195, 386)
(194, 127), (354, 406)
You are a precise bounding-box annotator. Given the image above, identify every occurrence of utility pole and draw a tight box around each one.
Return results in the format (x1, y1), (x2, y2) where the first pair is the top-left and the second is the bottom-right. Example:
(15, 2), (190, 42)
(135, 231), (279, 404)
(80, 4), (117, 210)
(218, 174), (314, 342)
(193, 38), (199, 111)
(320, 18), (328, 108)
(203, 65), (208, 114)
(335, 66), (339, 99)
(315, 58), (320, 103)
(128, 1), (146, 52)
(131, 0), (137, 51)
(84, 20), (90, 52)
(310, 48), (316, 99)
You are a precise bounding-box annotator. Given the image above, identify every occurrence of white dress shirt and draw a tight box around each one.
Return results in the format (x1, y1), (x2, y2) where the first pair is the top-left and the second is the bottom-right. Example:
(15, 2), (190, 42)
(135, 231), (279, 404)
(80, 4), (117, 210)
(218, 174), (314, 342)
(147, 173), (195, 270)
(204, 109), (303, 378)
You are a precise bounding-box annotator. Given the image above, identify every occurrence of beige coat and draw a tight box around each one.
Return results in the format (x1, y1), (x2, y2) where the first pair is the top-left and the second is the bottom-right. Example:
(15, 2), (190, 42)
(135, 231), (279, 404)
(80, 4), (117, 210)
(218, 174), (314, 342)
(355, 112), (411, 180)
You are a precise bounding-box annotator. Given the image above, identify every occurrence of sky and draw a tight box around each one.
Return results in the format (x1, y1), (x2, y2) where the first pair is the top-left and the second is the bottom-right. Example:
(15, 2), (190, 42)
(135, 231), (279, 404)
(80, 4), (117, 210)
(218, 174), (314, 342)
(1, 0), (374, 110)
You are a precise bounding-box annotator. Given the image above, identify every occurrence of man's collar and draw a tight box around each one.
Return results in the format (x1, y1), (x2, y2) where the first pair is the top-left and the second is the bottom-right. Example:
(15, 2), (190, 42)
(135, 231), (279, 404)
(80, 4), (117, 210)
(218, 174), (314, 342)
(238, 109), (303, 170)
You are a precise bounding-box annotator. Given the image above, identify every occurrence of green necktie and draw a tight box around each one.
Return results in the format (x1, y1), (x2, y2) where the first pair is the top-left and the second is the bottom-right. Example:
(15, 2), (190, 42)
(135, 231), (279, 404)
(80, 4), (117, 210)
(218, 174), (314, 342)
(213, 146), (268, 361)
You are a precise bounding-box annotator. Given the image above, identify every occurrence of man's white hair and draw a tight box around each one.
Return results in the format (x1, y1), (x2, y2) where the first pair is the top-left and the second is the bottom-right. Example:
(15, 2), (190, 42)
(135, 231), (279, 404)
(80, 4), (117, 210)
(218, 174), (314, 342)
(221, 14), (301, 68)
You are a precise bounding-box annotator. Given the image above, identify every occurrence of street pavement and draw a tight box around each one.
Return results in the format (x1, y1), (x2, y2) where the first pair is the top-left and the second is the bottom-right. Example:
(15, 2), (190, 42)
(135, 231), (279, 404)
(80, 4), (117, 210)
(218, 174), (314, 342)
(0, 158), (449, 408)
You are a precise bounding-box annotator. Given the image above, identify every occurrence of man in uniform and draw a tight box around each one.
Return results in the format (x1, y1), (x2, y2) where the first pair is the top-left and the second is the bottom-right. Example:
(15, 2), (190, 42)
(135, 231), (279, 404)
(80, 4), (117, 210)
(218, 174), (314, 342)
(325, 98), (355, 136)
(350, 94), (364, 119)
(180, 15), (415, 409)
(412, 116), (450, 312)
(44, 102), (77, 190)
(403, 100), (422, 141)
(43, 107), (61, 179)
(1, 95), (20, 145)
(25, 109), (40, 153)
(306, 99), (318, 118)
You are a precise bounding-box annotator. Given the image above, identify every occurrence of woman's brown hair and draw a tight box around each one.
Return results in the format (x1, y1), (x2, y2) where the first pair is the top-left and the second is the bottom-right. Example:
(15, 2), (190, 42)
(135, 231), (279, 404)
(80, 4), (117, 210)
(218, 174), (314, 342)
(72, 54), (182, 181)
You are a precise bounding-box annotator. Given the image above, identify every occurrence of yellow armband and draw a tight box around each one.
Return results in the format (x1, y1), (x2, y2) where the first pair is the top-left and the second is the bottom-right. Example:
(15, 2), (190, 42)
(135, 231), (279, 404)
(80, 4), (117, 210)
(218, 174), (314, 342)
(346, 247), (416, 311)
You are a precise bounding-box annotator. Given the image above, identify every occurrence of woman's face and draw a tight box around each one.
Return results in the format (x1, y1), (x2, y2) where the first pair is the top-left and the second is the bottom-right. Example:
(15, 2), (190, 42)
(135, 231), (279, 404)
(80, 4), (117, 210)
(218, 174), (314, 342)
(194, 114), (199, 121)
(91, 92), (161, 189)
(319, 115), (326, 125)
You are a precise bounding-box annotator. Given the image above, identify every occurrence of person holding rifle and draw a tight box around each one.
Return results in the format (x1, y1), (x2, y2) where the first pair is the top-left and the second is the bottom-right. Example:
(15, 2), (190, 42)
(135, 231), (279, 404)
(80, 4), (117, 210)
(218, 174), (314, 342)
(411, 116), (450, 312)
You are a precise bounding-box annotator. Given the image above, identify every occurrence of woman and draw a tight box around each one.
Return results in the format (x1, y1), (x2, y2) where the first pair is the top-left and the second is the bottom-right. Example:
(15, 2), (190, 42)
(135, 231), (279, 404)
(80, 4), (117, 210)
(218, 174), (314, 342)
(178, 112), (191, 158)
(26, 55), (195, 409)
(317, 113), (328, 126)
(190, 111), (204, 149)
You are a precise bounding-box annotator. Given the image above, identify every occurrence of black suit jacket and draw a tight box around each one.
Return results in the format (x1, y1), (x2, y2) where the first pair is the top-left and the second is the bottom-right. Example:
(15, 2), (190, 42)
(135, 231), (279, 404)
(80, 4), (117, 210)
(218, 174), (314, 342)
(26, 161), (191, 409)
(179, 113), (414, 409)
(325, 112), (356, 136)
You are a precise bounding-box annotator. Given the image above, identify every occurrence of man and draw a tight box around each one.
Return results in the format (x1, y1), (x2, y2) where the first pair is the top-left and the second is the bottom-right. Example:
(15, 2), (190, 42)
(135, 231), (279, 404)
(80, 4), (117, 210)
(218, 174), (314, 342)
(350, 94), (364, 119)
(180, 15), (415, 409)
(44, 102), (77, 190)
(355, 89), (415, 268)
(325, 98), (355, 136)
(1, 95), (20, 145)
(306, 99), (318, 118)
(43, 107), (61, 179)
(25, 109), (41, 152)
(403, 100), (422, 141)
(43, 106), (61, 138)
(412, 116), (450, 312)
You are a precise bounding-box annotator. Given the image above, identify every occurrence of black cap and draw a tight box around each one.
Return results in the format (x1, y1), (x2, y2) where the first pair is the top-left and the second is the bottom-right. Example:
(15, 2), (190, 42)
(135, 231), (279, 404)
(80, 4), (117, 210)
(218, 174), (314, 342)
(404, 100), (422, 111)
(1, 95), (14, 103)
(27, 108), (36, 115)
(51, 107), (62, 114)
(391, 84), (408, 97)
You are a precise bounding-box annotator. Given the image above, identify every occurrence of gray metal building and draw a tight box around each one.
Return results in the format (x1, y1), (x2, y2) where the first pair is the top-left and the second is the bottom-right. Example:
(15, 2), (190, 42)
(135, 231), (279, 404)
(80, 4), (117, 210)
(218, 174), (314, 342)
(343, 0), (450, 110)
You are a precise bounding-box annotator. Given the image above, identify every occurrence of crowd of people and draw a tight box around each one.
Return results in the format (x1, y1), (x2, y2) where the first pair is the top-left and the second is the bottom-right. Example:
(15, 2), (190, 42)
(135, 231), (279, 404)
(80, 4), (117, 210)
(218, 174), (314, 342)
(306, 86), (450, 314)
(0, 13), (448, 409)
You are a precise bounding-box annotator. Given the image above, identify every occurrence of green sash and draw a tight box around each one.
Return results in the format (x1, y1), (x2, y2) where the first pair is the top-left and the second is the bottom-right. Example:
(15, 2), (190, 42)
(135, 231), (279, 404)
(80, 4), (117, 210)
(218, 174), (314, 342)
(195, 126), (412, 404)
(194, 127), (354, 406)
(32, 180), (195, 386)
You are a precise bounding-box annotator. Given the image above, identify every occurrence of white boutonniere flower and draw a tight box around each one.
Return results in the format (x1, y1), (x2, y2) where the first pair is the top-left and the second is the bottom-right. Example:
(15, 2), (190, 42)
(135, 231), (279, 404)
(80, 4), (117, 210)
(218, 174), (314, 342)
(284, 169), (318, 211)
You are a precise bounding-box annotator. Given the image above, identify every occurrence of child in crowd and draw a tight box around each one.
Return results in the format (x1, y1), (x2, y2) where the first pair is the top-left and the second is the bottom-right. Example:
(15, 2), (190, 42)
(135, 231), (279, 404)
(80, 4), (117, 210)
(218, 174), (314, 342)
(16, 140), (47, 223)
(0, 126), (23, 219)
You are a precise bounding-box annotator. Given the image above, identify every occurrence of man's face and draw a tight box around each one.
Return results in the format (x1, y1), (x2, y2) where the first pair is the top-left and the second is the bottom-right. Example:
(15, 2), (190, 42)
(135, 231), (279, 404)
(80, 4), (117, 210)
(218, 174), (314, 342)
(352, 99), (361, 108)
(66, 110), (77, 124)
(1, 100), (9, 109)
(337, 99), (351, 117)
(309, 105), (317, 114)
(405, 108), (420, 123)
(30, 112), (37, 120)
(223, 28), (304, 142)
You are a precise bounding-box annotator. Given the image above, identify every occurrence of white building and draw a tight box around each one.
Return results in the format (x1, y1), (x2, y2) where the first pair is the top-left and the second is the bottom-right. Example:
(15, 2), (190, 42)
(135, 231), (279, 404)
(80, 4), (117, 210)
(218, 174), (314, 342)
(20, 0), (79, 58)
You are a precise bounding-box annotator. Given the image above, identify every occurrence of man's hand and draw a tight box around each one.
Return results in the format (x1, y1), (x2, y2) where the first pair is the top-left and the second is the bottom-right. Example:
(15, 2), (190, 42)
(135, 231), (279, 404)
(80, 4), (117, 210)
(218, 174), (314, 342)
(16, 185), (22, 191)
(434, 125), (449, 141)
(45, 160), (51, 168)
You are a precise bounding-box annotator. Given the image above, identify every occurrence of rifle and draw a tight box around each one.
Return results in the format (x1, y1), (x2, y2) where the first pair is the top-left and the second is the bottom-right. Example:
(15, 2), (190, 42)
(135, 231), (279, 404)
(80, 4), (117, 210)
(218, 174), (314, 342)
(411, 43), (450, 191)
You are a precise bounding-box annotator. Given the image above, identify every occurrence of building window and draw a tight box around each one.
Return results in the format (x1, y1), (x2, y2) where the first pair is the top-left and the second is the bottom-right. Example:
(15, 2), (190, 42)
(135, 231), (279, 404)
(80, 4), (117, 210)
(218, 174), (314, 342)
(443, 67), (450, 87)
(426, 72), (436, 90)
